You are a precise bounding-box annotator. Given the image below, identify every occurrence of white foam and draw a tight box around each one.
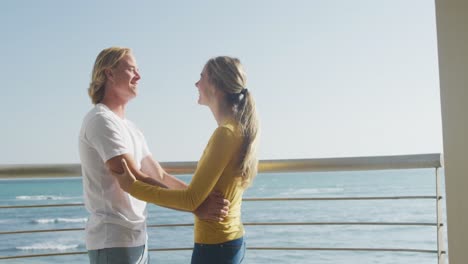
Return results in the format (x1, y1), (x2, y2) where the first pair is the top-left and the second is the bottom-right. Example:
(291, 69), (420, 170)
(33, 219), (55, 224)
(16, 195), (77, 201)
(16, 243), (80, 251)
(32, 218), (87, 224)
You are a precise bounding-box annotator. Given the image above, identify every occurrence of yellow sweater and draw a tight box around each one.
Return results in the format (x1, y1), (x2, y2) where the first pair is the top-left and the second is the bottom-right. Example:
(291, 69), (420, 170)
(129, 121), (245, 244)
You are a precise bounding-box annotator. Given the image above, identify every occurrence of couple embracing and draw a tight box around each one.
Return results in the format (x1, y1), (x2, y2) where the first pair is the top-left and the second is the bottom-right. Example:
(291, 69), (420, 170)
(79, 47), (259, 264)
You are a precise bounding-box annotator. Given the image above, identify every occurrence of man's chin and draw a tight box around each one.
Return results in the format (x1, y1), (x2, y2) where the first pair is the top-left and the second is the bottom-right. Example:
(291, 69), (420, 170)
(127, 92), (137, 100)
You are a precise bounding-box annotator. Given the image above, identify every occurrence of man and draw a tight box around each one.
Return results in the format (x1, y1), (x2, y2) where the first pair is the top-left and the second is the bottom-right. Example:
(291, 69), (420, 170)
(79, 47), (229, 264)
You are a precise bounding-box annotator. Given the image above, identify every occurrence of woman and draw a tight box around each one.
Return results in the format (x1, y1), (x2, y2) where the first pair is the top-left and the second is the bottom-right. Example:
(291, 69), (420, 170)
(113, 56), (259, 263)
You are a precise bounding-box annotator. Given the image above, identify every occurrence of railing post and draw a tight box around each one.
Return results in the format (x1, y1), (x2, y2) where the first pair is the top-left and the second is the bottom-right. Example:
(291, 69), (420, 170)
(436, 167), (446, 264)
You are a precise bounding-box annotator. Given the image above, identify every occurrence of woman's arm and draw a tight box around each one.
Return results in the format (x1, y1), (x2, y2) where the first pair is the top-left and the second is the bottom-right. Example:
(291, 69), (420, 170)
(140, 155), (231, 220)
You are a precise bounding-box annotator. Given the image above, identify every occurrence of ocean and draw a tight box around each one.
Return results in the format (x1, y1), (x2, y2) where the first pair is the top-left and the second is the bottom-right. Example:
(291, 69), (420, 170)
(0, 169), (446, 264)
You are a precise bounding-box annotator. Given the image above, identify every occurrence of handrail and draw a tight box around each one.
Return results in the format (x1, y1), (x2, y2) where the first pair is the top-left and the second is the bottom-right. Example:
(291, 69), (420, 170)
(0, 153), (442, 178)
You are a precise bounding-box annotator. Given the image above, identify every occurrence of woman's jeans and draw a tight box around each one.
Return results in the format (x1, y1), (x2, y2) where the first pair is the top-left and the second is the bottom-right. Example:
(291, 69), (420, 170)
(191, 237), (245, 264)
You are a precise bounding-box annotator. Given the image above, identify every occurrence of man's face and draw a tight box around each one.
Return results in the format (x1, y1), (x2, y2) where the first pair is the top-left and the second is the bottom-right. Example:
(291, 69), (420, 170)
(109, 53), (141, 100)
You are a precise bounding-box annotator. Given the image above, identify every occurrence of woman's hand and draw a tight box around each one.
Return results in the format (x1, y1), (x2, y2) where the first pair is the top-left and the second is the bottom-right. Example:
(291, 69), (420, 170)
(110, 159), (137, 192)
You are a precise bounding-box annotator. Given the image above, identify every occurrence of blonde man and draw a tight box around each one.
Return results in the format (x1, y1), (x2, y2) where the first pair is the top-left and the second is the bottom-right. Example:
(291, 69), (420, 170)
(79, 47), (229, 264)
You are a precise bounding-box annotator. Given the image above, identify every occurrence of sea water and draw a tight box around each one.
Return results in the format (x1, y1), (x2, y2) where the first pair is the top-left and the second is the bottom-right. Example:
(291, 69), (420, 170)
(0, 169), (447, 263)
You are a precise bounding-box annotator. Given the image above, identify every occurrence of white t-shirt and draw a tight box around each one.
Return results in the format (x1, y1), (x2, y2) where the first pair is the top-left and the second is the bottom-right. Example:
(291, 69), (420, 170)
(79, 103), (151, 250)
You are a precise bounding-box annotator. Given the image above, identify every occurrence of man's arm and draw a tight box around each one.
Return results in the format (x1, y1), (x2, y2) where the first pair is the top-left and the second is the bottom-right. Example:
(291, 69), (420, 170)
(106, 153), (168, 188)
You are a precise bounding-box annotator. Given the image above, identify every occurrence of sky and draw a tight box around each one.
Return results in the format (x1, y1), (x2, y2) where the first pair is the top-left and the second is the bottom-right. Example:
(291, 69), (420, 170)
(0, 0), (442, 164)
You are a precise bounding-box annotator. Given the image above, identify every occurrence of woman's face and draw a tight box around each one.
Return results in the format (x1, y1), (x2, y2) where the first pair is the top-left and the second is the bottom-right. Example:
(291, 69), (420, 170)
(195, 67), (216, 106)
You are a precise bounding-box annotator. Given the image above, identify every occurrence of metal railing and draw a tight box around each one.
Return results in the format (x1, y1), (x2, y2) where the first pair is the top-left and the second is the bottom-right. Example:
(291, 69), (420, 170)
(0, 153), (446, 263)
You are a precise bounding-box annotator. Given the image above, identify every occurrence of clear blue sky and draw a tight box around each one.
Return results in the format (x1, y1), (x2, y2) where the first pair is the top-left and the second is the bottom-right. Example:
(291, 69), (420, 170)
(0, 0), (442, 164)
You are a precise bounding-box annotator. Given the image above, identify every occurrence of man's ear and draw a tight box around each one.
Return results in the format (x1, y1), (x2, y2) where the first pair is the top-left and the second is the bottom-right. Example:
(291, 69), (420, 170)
(105, 69), (113, 81)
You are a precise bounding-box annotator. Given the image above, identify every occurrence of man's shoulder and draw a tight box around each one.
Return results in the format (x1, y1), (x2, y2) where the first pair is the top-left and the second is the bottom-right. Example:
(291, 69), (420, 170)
(81, 105), (120, 134)
(83, 105), (113, 123)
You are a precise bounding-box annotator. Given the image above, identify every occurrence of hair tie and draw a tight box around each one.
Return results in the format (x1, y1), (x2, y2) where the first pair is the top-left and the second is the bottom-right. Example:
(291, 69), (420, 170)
(241, 88), (248, 95)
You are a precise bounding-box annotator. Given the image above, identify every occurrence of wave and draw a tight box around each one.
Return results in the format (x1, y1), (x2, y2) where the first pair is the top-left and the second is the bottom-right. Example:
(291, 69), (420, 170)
(16, 195), (80, 201)
(32, 218), (88, 224)
(16, 243), (80, 251)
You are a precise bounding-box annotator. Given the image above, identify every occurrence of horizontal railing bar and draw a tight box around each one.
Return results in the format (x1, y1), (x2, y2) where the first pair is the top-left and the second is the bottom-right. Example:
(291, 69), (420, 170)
(1, 228), (84, 235)
(149, 222), (439, 228)
(0, 153), (442, 178)
(0, 203), (84, 209)
(131, 247), (448, 254)
(258, 153), (442, 173)
(248, 247), (443, 254)
(0, 222), (439, 235)
(149, 222), (440, 227)
(0, 163), (81, 178)
(0, 247), (446, 260)
(244, 196), (438, 201)
(0, 251), (87, 260)
(0, 196), (439, 209)
(244, 222), (439, 226)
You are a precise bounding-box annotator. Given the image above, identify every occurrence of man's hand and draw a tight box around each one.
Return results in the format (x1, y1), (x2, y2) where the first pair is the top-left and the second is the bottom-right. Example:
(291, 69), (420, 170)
(194, 191), (230, 221)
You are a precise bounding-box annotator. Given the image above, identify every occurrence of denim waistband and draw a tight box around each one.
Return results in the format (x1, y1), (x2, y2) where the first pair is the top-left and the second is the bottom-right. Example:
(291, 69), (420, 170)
(194, 237), (244, 248)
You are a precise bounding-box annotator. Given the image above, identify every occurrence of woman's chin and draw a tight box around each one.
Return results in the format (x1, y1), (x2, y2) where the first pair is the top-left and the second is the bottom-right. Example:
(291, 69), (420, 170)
(197, 97), (203, 105)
